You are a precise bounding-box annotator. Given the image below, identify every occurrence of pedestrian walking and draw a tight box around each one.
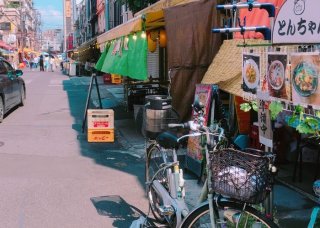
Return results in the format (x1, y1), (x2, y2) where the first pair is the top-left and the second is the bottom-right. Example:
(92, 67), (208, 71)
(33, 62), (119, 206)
(49, 57), (54, 72)
(39, 55), (44, 71)
(44, 56), (49, 72)
(33, 56), (39, 70)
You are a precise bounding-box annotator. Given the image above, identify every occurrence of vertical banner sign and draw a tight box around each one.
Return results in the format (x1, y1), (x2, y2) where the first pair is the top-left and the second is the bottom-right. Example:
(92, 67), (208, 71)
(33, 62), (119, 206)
(273, 0), (320, 44)
(65, 0), (71, 18)
(186, 84), (212, 177)
(258, 99), (273, 148)
(187, 84), (212, 161)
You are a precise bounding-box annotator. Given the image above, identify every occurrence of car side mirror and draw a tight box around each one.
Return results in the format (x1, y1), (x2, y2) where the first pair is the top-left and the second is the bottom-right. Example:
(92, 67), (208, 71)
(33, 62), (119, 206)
(7, 71), (14, 80)
(15, 70), (23, 77)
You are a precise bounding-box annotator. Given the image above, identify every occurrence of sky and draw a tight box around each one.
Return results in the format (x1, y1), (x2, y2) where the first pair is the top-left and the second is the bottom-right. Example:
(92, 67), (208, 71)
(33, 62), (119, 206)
(33, 0), (63, 31)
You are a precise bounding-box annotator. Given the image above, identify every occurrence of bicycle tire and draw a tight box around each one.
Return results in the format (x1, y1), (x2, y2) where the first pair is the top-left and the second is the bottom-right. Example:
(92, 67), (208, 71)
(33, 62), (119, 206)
(181, 200), (278, 228)
(145, 143), (172, 224)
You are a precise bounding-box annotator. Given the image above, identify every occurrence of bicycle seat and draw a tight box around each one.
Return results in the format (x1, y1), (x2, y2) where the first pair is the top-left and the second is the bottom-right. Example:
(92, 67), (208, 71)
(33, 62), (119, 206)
(156, 132), (179, 149)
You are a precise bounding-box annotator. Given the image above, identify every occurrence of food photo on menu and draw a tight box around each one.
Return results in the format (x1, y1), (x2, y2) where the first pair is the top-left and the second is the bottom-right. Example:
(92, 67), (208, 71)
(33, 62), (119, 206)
(242, 53), (261, 94)
(291, 53), (320, 106)
(267, 53), (291, 100)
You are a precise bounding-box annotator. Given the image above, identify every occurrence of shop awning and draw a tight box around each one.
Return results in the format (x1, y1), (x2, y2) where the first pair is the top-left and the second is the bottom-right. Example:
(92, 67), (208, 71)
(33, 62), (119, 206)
(96, 31), (148, 80)
(97, 0), (200, 46)
(97, 16), (143, 46)
(135, 0), (200, 15)
(201, 39), (268, 97)
(0, 41), (14, 50)
(73, 38), (97, 62)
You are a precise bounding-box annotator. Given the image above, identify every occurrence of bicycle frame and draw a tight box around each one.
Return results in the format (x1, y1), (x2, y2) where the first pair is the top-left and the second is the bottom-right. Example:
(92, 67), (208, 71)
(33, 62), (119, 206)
(148, 129), (223, 227)
(148, 145), (189, 225)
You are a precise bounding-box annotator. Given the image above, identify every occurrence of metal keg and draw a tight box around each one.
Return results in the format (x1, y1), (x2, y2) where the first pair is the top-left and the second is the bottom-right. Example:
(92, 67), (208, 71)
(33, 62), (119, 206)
(145, 95), (172, 139)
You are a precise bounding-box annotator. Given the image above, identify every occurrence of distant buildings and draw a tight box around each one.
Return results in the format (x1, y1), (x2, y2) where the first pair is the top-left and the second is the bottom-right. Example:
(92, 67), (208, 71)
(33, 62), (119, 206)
(41, 29), (63, 53)
(0, 0), (40, 52)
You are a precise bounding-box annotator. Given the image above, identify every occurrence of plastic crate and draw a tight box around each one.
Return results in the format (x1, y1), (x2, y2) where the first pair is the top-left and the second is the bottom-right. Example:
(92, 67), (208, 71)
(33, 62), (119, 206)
(88, 129), (114, 142)
(111, 74), (122, 84)
(87, 109), (114, 129)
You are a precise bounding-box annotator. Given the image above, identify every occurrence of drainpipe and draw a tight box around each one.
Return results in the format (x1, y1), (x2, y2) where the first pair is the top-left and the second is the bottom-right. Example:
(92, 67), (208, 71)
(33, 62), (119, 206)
(105, 0), (109, 31)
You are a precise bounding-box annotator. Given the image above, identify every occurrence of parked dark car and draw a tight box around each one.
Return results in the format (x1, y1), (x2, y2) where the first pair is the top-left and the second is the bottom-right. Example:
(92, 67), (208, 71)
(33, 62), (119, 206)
(0, 58), (25, 122)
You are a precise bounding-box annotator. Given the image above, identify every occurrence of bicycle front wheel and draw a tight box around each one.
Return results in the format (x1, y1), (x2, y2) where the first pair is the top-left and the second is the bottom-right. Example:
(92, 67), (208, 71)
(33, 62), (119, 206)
(146, 143), (173, 224)
(181, 201), (278, 228)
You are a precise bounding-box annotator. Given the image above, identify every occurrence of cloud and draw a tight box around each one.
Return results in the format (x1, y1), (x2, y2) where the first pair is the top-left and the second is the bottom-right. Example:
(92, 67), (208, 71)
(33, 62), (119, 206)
(38, 6), (63, 29)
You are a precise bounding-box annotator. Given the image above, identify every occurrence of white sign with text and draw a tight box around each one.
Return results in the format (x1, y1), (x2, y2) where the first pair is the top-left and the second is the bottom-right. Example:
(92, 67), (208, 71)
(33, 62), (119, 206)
(273, 0), (320, 44)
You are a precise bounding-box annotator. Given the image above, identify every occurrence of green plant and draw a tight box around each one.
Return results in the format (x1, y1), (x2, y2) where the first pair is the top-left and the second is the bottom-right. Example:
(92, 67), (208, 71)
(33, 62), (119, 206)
(240, 101), (320, 138)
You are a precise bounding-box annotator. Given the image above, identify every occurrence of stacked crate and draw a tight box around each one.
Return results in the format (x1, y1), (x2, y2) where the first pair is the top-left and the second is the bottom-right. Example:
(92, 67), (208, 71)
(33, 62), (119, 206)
(87, 109), (114, 142)
(111, 74), (122, 84)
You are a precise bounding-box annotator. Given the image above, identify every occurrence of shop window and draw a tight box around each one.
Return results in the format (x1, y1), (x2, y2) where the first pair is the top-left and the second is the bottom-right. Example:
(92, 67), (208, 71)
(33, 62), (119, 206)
(113, 0), (123, 27)
(0, 62), (7, 74)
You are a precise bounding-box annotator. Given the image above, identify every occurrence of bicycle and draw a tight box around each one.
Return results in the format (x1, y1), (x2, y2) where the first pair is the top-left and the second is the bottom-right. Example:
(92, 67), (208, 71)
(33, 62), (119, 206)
(308, 180), (320, 228)
(145, 100), (278, 227)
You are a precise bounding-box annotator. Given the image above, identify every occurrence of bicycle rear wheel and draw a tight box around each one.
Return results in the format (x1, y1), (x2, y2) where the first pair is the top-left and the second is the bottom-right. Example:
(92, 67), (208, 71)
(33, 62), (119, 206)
(145, 143), (173, 224)
(181, 201), (278, 228)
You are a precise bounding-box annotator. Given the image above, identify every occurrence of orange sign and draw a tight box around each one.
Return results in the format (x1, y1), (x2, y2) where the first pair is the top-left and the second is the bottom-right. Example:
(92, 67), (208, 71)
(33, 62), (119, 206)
(65, 0), (71, 18)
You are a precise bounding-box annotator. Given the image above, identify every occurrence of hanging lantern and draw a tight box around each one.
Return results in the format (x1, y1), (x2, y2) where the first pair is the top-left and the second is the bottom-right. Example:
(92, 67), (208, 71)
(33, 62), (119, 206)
(159, 29), (167, 48)
(148, 33), (157, 53)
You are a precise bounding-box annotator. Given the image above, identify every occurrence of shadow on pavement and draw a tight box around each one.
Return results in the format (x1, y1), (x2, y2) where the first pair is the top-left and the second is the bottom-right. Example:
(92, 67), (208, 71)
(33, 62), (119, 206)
(62, 76), (146, 180)
(91, 195), (151, 228)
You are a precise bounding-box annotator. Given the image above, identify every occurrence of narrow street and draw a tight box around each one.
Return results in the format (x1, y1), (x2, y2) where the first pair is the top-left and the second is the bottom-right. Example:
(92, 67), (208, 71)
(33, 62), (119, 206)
(0, 69), (148, 227)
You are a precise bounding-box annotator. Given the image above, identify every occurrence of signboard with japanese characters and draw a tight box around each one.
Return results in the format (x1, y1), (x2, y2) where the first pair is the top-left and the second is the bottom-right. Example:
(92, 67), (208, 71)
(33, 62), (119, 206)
(273, 0), (320, 44)
(258, 99), (273, 148)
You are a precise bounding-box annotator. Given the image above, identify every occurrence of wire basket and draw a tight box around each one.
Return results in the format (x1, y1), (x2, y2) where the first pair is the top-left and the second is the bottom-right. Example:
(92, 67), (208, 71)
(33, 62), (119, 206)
(210, 148), (272, 204)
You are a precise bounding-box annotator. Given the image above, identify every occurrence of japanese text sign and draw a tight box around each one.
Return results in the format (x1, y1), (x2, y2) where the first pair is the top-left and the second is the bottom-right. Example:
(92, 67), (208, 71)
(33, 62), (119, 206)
(273, 0), (320, 44)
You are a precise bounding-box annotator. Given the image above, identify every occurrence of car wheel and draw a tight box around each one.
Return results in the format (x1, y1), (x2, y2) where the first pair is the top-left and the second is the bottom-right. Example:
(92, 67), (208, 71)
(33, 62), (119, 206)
(0, 98), (4, 123)
(20, 86), (25, 106)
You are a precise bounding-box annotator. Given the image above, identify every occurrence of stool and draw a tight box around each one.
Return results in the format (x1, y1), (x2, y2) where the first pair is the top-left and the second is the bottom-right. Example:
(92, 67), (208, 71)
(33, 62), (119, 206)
(292, 135), (320, 182)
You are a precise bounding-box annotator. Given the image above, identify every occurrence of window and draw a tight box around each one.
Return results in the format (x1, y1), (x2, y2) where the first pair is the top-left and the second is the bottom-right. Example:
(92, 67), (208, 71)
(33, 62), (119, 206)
(113, 0), (122, 27)
(3, 61), (14, 72)
(0, 62), (7, 74)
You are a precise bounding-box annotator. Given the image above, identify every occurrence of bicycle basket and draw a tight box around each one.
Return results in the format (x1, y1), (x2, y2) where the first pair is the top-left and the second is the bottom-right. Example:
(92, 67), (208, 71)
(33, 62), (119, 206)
(210, 148), (271, 204)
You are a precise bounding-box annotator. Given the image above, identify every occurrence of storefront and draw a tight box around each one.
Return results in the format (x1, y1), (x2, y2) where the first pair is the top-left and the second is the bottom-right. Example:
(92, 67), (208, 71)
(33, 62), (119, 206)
(72, 38), (99, 76)
(201, 0), (320, 196)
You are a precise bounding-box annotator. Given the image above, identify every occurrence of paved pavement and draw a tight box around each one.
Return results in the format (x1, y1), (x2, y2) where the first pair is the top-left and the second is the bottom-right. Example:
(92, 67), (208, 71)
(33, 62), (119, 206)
(13, 69), (316, 227)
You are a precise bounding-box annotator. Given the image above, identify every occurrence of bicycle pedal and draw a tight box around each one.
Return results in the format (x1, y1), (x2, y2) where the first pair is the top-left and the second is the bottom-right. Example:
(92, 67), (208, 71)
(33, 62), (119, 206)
(158, 205), (175, 216)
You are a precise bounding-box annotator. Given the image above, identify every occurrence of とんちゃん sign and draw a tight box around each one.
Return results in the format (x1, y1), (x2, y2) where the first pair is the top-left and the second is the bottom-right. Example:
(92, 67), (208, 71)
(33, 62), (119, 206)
(273, 0), (320, 44)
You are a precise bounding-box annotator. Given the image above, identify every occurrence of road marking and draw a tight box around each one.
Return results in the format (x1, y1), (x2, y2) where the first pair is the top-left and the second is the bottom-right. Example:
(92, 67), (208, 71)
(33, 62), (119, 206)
(49, 79), (63, 85)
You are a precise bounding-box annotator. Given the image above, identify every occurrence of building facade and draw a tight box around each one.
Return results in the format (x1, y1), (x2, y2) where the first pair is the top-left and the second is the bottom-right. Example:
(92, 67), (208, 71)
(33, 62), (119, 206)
(0, 0), (38, 52)
(41, 29), (63, 52)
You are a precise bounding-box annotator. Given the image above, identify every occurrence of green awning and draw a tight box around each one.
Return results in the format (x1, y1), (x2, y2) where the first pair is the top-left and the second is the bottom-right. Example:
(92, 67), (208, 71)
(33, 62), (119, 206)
(95, 45), (109, 71)
(96, 31), (147, 81)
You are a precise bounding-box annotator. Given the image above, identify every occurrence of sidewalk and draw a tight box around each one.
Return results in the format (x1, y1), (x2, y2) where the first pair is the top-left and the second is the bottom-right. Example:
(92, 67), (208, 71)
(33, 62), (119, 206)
(75, 75), (318, 227)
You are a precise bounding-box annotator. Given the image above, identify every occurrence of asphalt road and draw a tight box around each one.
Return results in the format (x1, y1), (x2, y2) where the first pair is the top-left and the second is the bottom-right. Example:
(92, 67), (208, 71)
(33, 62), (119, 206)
(0, 69), (148, 227)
